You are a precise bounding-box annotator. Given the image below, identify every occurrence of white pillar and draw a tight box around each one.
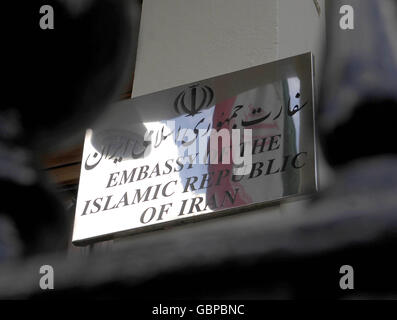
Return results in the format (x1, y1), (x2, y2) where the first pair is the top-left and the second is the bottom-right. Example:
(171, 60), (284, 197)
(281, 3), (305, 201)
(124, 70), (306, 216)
(133, 0), (325, 98)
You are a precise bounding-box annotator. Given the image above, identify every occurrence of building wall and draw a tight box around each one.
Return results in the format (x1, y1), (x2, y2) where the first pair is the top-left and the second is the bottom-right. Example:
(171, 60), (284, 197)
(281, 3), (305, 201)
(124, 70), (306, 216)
(133, 0), (325, 97)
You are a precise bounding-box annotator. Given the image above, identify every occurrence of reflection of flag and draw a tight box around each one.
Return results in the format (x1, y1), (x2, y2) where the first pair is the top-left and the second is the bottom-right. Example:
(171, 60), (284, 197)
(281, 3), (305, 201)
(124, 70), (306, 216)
(207, 97), (251, 208)
(206, 82), (290, 209)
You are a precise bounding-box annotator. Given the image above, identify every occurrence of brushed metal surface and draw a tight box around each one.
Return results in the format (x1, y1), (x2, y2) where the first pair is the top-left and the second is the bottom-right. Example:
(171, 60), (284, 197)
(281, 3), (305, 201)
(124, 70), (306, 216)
(73, 52), (317, 245)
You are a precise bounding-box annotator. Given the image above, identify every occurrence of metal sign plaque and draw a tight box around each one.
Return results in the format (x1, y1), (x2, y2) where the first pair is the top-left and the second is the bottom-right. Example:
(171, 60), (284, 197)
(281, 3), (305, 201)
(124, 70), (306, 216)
(72, 52), (317, 245)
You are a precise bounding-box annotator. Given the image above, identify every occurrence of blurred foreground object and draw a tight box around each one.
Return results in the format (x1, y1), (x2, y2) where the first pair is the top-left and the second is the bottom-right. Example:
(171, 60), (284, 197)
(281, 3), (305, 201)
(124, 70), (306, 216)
(2, 0), (397, 299)
(3, 0), (140, 148)
(320, 0), (397, 166)
(0, 0), (141, 258)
